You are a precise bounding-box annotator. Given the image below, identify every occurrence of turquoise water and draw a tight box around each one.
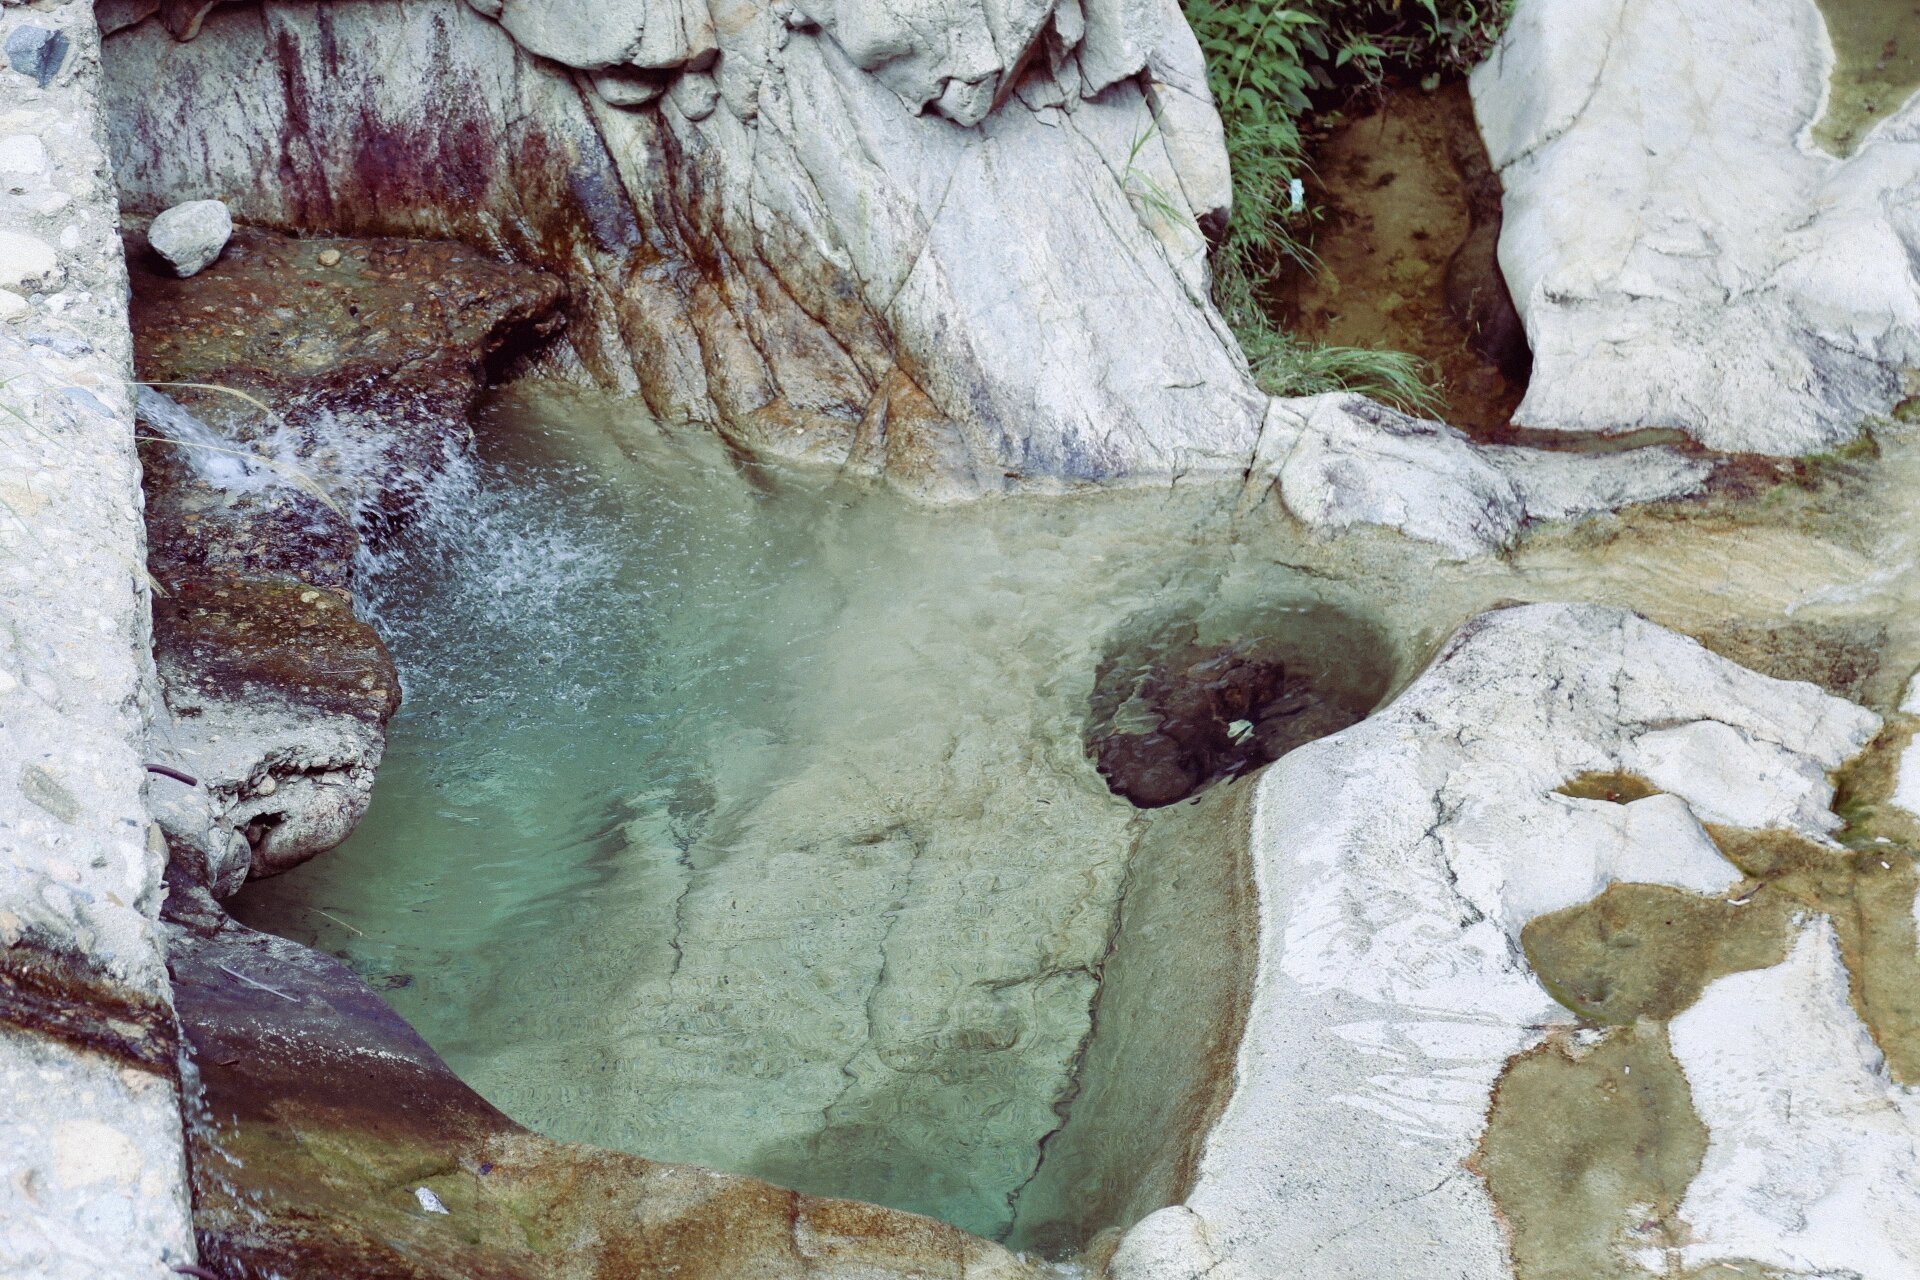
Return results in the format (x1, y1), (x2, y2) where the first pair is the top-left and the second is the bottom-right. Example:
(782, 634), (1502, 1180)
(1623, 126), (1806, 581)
(231, 385), (1389, 1241)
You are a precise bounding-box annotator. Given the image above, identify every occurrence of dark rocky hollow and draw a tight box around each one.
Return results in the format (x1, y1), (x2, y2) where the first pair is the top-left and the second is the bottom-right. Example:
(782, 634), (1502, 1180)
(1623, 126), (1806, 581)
(1086, 604), (1393, 808)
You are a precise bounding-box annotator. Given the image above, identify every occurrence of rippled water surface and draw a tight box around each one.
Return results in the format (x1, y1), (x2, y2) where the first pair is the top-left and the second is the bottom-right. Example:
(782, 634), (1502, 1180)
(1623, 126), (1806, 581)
(232, 385), (1393, 1241)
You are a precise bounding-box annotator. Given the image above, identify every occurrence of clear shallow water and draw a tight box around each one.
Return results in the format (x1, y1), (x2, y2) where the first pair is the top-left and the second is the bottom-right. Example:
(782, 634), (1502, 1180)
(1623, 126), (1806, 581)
(233, 379), (1920, 1251)
(231, 385), (1390, 1242)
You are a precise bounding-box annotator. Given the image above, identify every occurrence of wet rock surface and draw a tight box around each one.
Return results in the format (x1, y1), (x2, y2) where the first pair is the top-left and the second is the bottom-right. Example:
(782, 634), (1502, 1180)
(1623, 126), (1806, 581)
(167, 912), (1038, 1280)
(1087, 607), (1392, 808)
(132, 225), (565, 883)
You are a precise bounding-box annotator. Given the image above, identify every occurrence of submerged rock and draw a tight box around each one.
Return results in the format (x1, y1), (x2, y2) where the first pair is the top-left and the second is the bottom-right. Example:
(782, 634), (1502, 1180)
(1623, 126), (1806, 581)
(1473, 0), (1920, 453)
(168, 915), (1039, 1280)
(145, 197), (230, 277)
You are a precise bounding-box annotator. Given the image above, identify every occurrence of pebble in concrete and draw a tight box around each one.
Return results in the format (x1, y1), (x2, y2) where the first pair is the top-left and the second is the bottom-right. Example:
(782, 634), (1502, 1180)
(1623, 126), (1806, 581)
(5, 26), (69, 88)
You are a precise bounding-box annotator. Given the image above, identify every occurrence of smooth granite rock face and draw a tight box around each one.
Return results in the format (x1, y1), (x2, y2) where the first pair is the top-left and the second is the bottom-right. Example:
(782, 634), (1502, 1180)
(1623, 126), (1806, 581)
(1110, 603), (1882, 1279)
(100, 0), (1266, 498)
(0, 0), (196, 1273)
(1247, 394), (1711, 558)
(1472, 0), (1920, 454)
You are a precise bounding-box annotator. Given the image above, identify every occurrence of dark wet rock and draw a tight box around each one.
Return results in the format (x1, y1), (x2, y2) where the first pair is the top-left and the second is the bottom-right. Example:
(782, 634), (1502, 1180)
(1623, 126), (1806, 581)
(134, 226), (566, 889)
(167, 916), (1035, 1280)
(5, 25), (69, 87)
(1444, 219), (1530, 385)
(1086, 607), (1391, 809)
(130, 227), (566, 521)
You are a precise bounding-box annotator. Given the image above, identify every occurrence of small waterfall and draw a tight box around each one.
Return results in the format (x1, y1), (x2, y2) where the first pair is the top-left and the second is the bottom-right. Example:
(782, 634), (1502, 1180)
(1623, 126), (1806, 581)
(134, 387), (272, 490)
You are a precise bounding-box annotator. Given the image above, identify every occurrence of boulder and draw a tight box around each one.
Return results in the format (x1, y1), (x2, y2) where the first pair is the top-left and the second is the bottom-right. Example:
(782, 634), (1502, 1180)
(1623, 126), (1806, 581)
(1109, 603), (1881, 1279)
(1472, 0), (1920, 453)
(99, 0), (1733, 542)
(145, 197), (231, 277)
(1250, 394), (1713, 558)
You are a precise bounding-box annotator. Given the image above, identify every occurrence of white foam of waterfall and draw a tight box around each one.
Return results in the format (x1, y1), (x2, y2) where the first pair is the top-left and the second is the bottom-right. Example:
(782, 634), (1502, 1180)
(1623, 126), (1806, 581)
(134, 386), (273, 489)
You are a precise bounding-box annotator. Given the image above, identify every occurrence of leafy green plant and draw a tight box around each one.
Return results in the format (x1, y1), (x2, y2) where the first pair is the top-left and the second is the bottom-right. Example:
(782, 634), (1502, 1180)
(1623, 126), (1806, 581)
(1180, 0), (1514, 407)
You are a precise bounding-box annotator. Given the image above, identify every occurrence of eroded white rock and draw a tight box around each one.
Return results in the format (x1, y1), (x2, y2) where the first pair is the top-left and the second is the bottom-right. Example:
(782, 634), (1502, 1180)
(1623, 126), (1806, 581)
(1669, 918), (1920, 1278)
(1112, 603), (1880, 1280)
(1472, 0), (1920, 453)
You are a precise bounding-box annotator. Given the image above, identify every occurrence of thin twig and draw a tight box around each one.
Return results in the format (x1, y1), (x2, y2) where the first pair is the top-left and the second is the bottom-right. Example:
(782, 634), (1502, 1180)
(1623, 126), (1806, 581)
(313, 908), (364, 937)
(216, 963), (297, 1003)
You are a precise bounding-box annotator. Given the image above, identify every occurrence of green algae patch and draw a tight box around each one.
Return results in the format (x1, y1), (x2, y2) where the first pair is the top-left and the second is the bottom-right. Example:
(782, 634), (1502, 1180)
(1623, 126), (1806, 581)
(1554, 772), (1663, 805)
(1522, 884), (1796, 1025)
(1474, 1024), (1705, 1280)
(1811, 0), (1920, 155)
(1709, 823), (1920, 1084)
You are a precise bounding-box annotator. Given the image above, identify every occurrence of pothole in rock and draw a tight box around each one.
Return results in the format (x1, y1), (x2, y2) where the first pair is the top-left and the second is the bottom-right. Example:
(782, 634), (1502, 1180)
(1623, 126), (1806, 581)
(1086, 604), (1393, 808)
